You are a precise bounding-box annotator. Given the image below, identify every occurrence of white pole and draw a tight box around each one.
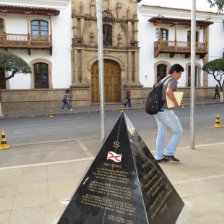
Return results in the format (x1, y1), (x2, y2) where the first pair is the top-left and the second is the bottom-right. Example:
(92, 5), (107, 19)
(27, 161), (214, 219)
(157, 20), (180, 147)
(190, 0), (196, 149)
(0, 103), (3, 117)
(96, 0), (105, 143)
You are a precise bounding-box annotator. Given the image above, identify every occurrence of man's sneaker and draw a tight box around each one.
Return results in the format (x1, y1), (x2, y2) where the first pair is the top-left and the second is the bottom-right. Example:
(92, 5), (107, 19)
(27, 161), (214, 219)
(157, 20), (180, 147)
(156, 158), (169, 163)
(69, 108), (72, 111)
(164, 155), (180, 162)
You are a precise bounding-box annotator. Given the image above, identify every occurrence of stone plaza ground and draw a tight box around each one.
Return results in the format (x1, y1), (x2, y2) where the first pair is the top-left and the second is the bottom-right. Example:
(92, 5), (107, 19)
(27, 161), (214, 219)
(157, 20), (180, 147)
(0, 100), (223, 224)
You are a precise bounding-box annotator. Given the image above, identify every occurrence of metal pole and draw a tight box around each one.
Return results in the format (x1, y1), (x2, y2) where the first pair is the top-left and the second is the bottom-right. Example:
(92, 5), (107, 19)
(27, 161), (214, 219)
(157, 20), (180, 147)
(96, 0), (105, 143)
(190, 0), (196, 149)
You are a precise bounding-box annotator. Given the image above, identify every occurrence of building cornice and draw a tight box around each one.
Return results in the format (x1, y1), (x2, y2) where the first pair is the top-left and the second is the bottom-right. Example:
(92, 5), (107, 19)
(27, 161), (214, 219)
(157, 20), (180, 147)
(140, 5), (223, 15)
(0, 4), (60, 16)
(139, 5), (224, 22)
(149, 17), (213, 28)
(0, 0), (69, 7)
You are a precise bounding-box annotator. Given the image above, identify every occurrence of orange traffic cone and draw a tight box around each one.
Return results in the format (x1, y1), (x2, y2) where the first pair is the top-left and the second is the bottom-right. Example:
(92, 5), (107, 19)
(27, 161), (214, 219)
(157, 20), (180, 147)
(0, 130), (9, 149)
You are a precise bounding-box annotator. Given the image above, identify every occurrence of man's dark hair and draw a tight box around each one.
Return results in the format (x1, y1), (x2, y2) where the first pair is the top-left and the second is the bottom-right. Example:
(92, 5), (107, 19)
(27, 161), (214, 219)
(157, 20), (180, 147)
(168, 64), (184, 74)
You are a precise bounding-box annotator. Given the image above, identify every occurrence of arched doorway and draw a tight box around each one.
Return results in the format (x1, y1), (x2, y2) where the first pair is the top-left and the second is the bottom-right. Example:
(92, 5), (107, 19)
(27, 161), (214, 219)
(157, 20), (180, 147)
(157, 64), (167, 82)
(187, 65), (199, 87)
(91, 59), (121, 102)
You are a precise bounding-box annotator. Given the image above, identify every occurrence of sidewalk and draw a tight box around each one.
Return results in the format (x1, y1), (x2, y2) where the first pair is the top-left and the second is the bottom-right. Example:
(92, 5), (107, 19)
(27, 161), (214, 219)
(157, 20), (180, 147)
(0, 98), (222, 119)
(0, 143), (224, 224)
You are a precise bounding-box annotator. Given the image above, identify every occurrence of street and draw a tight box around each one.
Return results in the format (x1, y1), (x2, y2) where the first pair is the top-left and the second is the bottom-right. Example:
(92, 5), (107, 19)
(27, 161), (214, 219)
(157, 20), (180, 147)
(0, 104), (224, 224)
(0, 104), (223, 168)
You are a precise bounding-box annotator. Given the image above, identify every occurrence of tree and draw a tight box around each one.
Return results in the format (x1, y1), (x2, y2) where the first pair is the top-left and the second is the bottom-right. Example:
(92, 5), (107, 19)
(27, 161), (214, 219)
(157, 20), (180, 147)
(0, 50), (31, 116)
(0, 50), (31, 84)
(208, 0), (224, 12)
(202, 58), (224, 102)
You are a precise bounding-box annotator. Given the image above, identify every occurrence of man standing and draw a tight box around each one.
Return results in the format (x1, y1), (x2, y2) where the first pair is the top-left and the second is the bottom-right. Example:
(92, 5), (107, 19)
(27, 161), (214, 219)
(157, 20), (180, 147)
(154, 64), (184, 163)
(213, 85), (220, 99)
(124, 86), (131, 107)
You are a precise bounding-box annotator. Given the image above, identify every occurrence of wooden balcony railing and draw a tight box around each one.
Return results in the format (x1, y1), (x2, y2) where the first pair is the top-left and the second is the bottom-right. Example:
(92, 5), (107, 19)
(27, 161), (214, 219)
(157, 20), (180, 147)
(0, 33), (52, 54)
(154, 40), (207, 58)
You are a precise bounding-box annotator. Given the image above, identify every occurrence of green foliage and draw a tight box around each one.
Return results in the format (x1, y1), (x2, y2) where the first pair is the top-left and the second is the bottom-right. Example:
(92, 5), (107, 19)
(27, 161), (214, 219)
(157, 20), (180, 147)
(202, 58), (224, 73)
(202, 58), (224, 90)
(208, 0), (224, 12)
(0, 50), (31, 82)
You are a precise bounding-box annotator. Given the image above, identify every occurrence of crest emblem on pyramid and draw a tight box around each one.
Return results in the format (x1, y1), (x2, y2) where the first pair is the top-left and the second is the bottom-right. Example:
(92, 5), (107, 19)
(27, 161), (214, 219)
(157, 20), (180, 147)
(58, 113), (184, 224)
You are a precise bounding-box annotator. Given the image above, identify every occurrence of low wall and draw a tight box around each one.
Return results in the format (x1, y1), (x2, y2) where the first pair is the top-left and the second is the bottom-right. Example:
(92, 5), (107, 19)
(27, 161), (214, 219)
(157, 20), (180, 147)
(134, 87), (216, 103)
(0, 87), (217, 112)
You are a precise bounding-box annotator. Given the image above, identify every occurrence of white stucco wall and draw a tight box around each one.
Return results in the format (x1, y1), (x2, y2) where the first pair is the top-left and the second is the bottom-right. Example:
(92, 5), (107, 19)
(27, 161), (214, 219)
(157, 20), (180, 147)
(138, 4), (224, 88)
(1, 0), (72, 89)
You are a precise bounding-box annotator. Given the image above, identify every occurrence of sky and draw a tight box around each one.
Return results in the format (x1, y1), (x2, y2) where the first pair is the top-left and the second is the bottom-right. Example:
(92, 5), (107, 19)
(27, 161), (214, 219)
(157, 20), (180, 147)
(138, 0), (219, 12)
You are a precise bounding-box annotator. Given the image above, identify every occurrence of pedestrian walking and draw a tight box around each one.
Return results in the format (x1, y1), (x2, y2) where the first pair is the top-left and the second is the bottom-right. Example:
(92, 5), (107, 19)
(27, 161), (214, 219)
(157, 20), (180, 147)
(154, 64), (184, 163)
(61, 89), (72, 111)
(213, 85), (220, 99)
(124, 86), (131, 107)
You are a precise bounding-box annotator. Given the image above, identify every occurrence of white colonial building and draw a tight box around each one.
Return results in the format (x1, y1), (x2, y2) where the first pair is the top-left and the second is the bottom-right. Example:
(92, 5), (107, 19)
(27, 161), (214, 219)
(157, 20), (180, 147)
(0, 0), (72, 111)
(138, 4), (224, 97)
(1, 0), (224, 111)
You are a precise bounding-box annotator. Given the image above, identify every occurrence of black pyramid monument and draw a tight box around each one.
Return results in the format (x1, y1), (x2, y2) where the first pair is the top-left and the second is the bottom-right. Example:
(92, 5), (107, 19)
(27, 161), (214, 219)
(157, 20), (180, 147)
(57, 113), (184, 224)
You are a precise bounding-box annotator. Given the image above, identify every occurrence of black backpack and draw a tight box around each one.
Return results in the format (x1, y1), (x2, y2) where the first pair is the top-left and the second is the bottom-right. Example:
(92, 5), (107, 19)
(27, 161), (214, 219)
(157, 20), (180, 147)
(145, 76), (172, 115)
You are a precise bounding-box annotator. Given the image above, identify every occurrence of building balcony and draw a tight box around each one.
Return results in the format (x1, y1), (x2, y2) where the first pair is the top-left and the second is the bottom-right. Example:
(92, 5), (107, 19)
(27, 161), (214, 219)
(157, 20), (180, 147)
(0, 33), (52, 55)
(154, 40), (207, 59)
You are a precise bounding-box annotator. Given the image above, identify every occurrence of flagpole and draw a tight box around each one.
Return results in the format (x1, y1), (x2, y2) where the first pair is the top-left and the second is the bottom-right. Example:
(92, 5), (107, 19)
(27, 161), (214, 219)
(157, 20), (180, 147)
(190, 0), (196, 149)
(96, 0), (105, 144)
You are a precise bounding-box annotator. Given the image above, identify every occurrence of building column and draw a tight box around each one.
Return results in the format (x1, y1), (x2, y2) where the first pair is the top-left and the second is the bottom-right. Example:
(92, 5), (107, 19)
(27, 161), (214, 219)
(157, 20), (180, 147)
(127, 50), (132, 85)
(128, 21), (132, 46)
(80, 18), (85, 37)
(81, 49), (89, 85)
(72, 49), (80, 86)
(134, 50), (140, 85)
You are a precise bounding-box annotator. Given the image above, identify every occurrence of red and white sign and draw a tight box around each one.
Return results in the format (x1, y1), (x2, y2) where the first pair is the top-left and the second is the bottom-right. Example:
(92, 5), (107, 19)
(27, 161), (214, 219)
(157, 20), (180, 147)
(107, 151), (122, 163)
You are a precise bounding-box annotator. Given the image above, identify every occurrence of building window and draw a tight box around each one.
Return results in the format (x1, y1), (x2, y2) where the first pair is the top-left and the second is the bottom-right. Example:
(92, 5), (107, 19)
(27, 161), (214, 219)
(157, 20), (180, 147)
(188, 65), (198, 87)
(161, 29), (168, 40)
(187, 30), (199, 42)
(156, 28), (159, 38)
(0, 67), (6, 89)
(156, 28), (168, 40)
(34, 63), (49, 88)
(31, 20), (48, 40)
(0, 18), (4, 34)
(103, 24), (112, 46)
(157, 64), (167, 82)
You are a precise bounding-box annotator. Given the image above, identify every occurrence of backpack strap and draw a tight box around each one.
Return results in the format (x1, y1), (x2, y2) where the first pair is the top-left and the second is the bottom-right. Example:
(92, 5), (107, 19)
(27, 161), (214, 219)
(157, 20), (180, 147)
(160, 76), (173, 84)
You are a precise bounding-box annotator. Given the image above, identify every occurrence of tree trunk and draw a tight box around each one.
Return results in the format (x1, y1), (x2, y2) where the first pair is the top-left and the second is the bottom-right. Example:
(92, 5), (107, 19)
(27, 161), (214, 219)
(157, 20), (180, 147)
(0, 91), (3, 117)
(220, 91), (224, 103)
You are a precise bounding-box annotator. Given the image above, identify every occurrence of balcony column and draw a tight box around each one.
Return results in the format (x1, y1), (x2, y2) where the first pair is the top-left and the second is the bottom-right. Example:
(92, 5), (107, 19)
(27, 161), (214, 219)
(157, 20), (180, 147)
(26, 15), (30, 45)
(174, 24), (177, 51)
(158, 25), (161, 41)
(49, 16), (52, 41)
(3, 14), (6, 33)
(203, 26), (209, 87)
(27, 16), (30, 34)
